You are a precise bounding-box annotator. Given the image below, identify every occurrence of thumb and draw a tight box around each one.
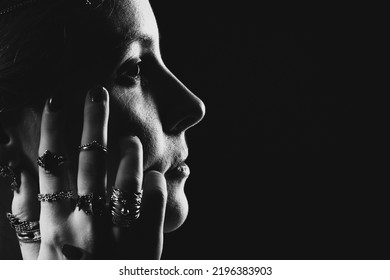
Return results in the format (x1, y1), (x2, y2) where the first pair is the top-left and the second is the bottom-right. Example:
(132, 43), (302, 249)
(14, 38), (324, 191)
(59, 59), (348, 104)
(138, 170), (167, 259)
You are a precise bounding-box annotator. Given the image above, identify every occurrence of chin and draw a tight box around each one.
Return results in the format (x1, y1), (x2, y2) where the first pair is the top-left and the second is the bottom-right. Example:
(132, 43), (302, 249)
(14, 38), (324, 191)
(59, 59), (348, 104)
(163, 179), (189, 233)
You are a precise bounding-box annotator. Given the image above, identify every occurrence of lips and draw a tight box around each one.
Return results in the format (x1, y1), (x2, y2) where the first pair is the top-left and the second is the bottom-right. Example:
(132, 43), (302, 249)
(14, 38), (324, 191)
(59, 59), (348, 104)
(165, 161), (190, 180)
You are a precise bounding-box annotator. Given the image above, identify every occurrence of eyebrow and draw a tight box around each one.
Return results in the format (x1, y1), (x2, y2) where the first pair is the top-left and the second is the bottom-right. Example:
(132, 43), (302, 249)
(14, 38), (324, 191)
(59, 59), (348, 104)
(122, 31), (159, 50)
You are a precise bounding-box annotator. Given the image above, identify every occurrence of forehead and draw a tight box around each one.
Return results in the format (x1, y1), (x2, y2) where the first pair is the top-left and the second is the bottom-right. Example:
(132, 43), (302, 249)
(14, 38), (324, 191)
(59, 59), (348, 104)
(108, 0), (159, 47)
(74, 0), (159, 80)
(68, 0), (159, 83)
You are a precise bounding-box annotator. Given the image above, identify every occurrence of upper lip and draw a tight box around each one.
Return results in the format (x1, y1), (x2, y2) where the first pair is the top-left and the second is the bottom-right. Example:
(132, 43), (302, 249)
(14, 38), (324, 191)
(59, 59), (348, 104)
(166, 158), (187, 174)
(165, 151), (188, 174)
(144, 151), (188, 175)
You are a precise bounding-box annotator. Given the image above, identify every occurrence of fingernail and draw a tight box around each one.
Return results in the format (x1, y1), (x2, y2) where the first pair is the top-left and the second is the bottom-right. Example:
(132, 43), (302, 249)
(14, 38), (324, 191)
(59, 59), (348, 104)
(48, 94), (63, 112)
(89, 86), (105, 102)
(61, 244), (84, 260)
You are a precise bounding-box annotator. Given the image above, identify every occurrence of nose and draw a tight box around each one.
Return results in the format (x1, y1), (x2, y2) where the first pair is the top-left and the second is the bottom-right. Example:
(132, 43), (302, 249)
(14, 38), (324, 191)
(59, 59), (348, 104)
(156, 67), (206, 134)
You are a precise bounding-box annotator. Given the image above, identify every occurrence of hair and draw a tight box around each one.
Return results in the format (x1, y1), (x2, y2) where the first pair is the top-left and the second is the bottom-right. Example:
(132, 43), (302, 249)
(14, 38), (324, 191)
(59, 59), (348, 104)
(0, 0), (119, 113)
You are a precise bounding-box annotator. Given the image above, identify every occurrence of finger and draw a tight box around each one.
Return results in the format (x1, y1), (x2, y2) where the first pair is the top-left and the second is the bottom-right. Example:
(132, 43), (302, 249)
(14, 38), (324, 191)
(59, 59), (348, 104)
(77, 86), (109, 196)
(112, 136), (143, 237)
(115, 136), (143, 194)
(138, 171), (167, 259)
(38, 96), (70, 218)
(111, 137), (143, 258)
(11, 171), (40, 259)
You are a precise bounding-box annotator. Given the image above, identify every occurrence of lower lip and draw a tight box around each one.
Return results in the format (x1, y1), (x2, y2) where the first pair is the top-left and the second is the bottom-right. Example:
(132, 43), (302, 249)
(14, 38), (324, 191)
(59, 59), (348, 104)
(166, 162), (190, 180)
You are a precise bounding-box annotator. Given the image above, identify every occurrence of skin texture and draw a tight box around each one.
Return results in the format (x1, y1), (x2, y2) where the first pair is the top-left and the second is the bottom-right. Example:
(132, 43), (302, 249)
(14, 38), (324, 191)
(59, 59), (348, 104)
(0, 0), (205, 258)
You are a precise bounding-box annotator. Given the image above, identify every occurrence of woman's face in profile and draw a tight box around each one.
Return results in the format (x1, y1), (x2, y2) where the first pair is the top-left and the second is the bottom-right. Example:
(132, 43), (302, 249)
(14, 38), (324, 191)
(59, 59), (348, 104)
(55, 0), (205, 232)
(105, 0), (205, 231)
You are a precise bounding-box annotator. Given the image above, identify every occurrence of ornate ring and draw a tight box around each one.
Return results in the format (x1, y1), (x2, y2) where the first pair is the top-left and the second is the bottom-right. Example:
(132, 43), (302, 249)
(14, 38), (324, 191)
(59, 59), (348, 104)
(78, 141), (108, 153)
(38, 190), (74, 202)
(76, 193), (106, 216)
(6, 213), (41, 243)
(37, 150), (66, 174)
(111, 188), (142, 228)
(0, 165), (19, 191)
(16, 230), (41, 243)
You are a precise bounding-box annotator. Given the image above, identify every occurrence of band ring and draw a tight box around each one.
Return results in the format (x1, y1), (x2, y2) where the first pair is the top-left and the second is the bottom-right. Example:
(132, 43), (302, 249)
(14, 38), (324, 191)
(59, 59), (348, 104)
(37, 150), (66, 174)
(6, 213), (41, 243)
(76, 193), (106, 216)
(78, 141), (108, 153)
(111, 188), (142, 228)
(38, 190), (74, 202)
(16, 230), (41, 243)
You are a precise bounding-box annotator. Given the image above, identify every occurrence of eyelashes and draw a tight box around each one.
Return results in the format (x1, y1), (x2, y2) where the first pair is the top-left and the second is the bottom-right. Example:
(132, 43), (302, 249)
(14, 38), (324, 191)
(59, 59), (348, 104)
(116, 59), (143, 87)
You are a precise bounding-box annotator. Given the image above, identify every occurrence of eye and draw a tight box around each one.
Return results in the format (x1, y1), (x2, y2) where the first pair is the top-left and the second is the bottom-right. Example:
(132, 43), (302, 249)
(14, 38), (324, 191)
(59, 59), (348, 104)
(128, 62), (141, 78)
(117, 59), (142, 86)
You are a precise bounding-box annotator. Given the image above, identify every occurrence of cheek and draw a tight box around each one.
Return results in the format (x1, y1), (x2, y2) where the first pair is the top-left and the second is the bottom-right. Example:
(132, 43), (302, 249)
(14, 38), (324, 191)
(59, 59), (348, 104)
(108, 87), (190, 231)
(108, 86), (165, 167)
(16, 110), (43, 175)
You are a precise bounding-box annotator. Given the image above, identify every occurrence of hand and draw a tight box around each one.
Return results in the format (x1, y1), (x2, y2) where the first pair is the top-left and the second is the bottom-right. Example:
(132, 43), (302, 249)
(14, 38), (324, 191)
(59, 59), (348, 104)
(10, 86), (167, 259)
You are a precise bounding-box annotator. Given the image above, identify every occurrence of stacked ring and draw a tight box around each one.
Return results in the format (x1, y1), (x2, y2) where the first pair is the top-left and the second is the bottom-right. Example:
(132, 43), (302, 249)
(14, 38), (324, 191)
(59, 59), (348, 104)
(111, 188), (142, 228)
(38, 190), (74, 202)
(37, 150), (66, 174)
(6, 213), (41, 243)
(78, 141), (108, 153)
(76, 193), (106, 216)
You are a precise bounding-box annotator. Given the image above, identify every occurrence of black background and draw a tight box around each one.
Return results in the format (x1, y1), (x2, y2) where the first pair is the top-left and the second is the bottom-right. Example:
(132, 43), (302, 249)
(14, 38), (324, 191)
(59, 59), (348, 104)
(0, 1), (384, 260)
(151, 2), (387, 260)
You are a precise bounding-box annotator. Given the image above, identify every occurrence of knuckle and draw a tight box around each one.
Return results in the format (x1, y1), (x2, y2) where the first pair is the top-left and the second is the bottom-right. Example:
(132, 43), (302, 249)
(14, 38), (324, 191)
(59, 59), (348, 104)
(84, 102), (107, 125)
(149, 186), (167, 204)
(126, 175), (142, 189)
(41, 115), (61, 134)
(38, 167), (66, 184)
(116, 173), (142, 191)
(40, 221), (66, 245)
(79, 157), (106, 180)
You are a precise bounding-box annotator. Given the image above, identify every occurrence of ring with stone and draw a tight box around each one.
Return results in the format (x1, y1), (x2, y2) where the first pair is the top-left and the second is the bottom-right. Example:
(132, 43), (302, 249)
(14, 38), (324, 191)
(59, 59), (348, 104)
(76, 193), (106, 216)
(37, 150), (66, 174)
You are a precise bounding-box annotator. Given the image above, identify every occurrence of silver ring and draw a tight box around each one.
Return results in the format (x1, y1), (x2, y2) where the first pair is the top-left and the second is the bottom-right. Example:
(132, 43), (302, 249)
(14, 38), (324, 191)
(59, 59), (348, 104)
(111, 188), (142, 227)
(0, 165), (19, 191)
(78, 141), (108, 153)
(6, 213), (41, 243)
(76, 193), (106, 216)
(37, 150), (66, 174)
(38, 190), (74, 202)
